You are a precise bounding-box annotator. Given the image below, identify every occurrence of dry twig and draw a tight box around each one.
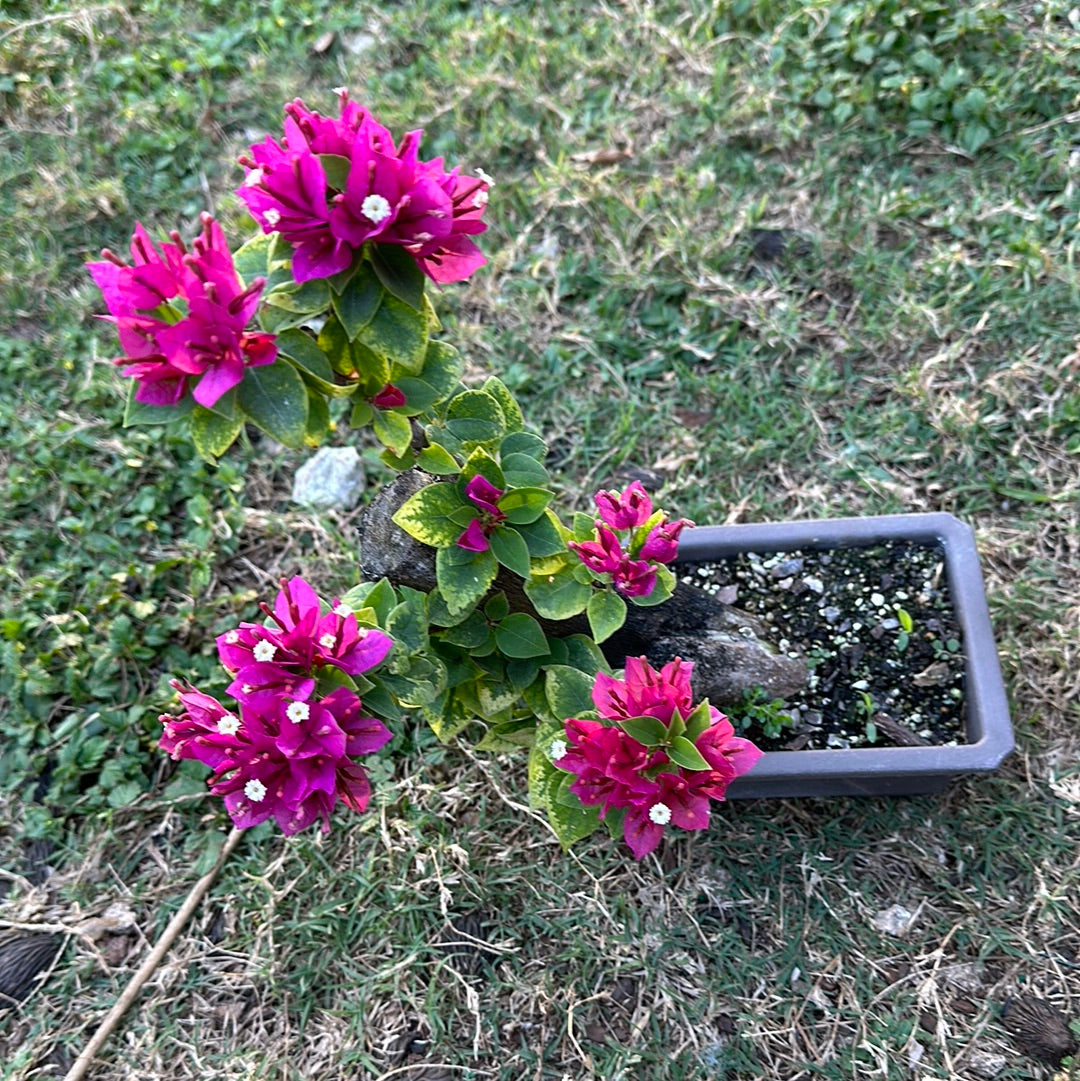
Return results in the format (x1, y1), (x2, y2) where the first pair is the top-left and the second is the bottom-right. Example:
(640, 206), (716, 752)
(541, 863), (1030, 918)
(62, 827), (243, 1081)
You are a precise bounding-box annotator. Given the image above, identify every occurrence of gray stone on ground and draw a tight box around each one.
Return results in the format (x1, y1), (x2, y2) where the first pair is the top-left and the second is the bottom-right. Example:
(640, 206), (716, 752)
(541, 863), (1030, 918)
(291, 447), (365, 510)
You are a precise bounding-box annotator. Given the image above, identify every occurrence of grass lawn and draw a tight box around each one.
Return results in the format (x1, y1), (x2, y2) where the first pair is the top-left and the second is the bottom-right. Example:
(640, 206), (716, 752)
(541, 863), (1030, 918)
(1, 1), (1078, 1078)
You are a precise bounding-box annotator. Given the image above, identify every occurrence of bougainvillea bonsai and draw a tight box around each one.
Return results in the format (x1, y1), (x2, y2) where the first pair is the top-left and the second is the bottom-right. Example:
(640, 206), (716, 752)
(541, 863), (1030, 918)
(89, 91), (763, 859)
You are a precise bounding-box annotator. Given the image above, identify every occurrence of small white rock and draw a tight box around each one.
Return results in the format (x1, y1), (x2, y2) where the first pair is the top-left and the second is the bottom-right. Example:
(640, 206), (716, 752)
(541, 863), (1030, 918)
(963, 1049), (1008, 1078)
(292, 447), (366, 510)
(871, 904), (919, 937)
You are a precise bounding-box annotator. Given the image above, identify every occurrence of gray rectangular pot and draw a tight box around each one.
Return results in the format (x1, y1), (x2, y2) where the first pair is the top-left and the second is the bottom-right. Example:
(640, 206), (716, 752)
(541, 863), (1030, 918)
(676, 513), (1013, 798)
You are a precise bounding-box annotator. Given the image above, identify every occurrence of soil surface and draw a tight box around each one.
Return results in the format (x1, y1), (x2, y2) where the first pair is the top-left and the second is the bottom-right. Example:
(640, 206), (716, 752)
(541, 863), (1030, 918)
(678, 540), (966, 750)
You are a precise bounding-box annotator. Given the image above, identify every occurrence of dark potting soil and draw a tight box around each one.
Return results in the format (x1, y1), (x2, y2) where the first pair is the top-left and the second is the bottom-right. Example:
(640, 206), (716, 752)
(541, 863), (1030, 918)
(677, 540), (966, 751)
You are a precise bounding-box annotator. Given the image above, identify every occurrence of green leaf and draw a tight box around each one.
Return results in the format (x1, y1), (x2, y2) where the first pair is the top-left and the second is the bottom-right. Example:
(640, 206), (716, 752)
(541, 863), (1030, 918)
(544, 665), (595, 720)
(587, 590), (626, 644)
(959, 121), (991, 156)
(381, 654), (447, 708)
(395, 340), (465, 413)
(629, 564), (676, 607)
(527, 717), (565, 808)
(263, 278), (330, 314)
(317, 315), (358, 378)
(666, 708), (686, 741)
(573, 512), (597, 540)
(356, 678), (399, 722)
(386, 590), (429, 655)
(231, 231), (272, 285)
(263, 264), (295, 291)
(122, 381), (194, 426)
(416, 340), (464, 395)
(501, 452), (550, 489)
(489, 527), (532, 578)
(475, 716), (537, 752)
(423, 689), (474, 741)
(372, 408), (413, 458)
(436, 545), (498, 616)
(353, 340), (393, 394)
(105, 779), (144, 809)
(341, 579), (398, 624)
(482, 376), (524, 432)
(525, 566), (592, 620)
(395, 376), (449, 414)
(392, 483), (469, 548)
(304, 393), (328, 443)
(497, 487), (553, 525)
(350, 400), (374, 428)
(439, 610), (491, 649)
(445, 390), (506, 448)
(276, 328), (356, 397)
(683, 700), (714, 742)
(258, 303), (317, 333)
(318, 153), (351, 190)
(315, 664), (359, 698)
(501, 431), (548, 459)
(477, 679), (518, 716)
(358, 292), (429, 373)
(416, 443), (460, 475)
(267, 230), (292, 268)
(461, 446), (505, 489)
(190, 402), (245, 462)
(506, 657), (542, 692)
(602, 805), (627, 841)
(326, 257), (361, 295)
(332, 262), (382, 339)
(668, 735), (711, 772)
(370, 242), (426, 311)
(545, 638), (569, 666)
(515, 512), (567, 557)
(617, 715), (670, 747)
(495, 613), (548, 659)
(484, 592), (510, 621)
(237, 361), (308, 448)
(547, 775), (601, 849)
(562, 634), (609, 676)
(276, 328), (333, 380)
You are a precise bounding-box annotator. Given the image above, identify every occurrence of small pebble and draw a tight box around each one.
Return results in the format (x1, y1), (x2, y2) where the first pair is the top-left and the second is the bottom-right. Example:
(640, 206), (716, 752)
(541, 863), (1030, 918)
(804, 575), (824, 594)
(770, 558), (803, 578)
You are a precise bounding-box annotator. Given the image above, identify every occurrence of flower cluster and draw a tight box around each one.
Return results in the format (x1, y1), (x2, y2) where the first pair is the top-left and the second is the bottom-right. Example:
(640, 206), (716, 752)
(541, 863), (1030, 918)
(569, 481), (692, 598)
(553, 657), (763, 859)
(456, 475), (507, 552)
(159, 577), (394, 834)
(87, 213), (277, 407)
(237, 89), (490, 284)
